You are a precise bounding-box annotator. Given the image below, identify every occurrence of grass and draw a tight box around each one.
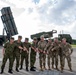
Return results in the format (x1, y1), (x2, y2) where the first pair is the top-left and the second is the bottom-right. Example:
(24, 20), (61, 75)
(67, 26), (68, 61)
(71, 44), (76, 48)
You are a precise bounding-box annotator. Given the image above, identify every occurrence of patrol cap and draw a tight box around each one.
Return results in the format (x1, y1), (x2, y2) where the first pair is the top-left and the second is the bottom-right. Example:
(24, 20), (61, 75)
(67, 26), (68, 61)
(62, 38), (66, 40)
(48, 38), (51, 40)
(40, 35), (44, 38)
(25, 38), (29, 41)
(18, 35), (22, 38)
(10, 37), (14, 40)
(33, 37), (37, 40)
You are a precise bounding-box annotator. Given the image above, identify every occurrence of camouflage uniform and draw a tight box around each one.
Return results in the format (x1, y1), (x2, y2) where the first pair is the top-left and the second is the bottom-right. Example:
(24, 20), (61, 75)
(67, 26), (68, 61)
(60, 42), (73, 71)
(51, 41), (60, 70)
(1, 42), (15, 72)
(20, 42), (31, 70)
(38, 40), (47, 70)
(45, 42), (52, 70)
(30, 42), (38, 69)
(13, 40), (23, 70)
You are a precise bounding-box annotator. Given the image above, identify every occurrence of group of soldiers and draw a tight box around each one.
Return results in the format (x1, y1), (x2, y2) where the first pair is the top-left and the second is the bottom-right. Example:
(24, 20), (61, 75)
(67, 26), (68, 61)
(0, 35), (73, 74)
(38, 35), (73, 73)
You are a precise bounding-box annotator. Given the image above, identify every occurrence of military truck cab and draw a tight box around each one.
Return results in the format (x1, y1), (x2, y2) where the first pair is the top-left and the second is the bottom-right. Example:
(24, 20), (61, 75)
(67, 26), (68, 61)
(58, 34), (72, 44)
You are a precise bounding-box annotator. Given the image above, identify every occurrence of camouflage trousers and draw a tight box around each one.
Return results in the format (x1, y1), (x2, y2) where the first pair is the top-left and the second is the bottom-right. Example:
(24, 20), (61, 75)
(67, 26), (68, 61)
(13, 52), (20, 69)
(39, 53), (46, 69)
(47, 52), (52, 69)
(20, 53), (29, 69)
(52, 52), (59, 68)
(30, 52), (36, 68)
(60, 55), (72, 70)
(1, 53), (13, 70)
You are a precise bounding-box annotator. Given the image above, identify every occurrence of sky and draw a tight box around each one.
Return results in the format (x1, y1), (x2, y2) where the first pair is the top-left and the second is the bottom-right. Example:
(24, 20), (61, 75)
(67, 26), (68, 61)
(0, 0), (76, 40)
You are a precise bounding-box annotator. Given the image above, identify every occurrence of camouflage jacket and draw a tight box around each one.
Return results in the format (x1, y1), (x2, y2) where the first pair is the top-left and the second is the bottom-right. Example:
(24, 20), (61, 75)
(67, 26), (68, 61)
(60, 42), (73, 56)
(45, 42), (52, 52)
(38, 40), (47, 51)
(4, 42), (16, 54)
(52, 41), (61, 52)
(14, 40), (23, 53)
(31, 42), (38, 53)
(22, 42), (31, 54)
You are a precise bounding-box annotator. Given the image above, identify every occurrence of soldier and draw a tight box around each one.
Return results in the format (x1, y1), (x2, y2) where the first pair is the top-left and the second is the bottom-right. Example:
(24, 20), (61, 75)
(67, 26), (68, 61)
(38, 35), (47, 71)
(30, 37), (38, 71)
(45, 38), (52, 70)
(13, 36), (23, 72)
(51, 37), (60, 70)
(0, 37), (15, 74)
(60, 38), (73, 72)
(20, 38), (31, 71)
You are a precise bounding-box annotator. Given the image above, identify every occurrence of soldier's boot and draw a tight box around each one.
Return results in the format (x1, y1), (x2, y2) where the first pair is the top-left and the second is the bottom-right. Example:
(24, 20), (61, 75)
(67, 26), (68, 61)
(26, 67), (29, 71)
(16, 68), (19, 72)
(44, 67), (47, 70)
(0, 69), (4, 74)
(52, 65), (54, 69)
(20, 67), (23, 70)
(8, 69), (13, 74)
(30, 67), (36, 71)
(40, 68), (43, 71)
(69, 67), (72, 72)
(20, 66), (23, 70)
(69, 64), (72, 72)
(56, 66), (59, 71)
(40, 66), (43, 71)
(48, 66), (51, 70)
(43, 66), (47, 70)
(33, 66), (36, 69)
(61, 67), (64, 73)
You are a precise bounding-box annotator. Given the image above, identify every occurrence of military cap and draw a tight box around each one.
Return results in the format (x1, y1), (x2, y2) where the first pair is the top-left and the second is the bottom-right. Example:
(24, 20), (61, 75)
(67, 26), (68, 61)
(10, 37), (14, 40)
(40, 35), (44, 38)
(62, 38), (66, 40)
(18, 35), (22, 38)
(25, 38), (29, 41)
(48, 38), (51, 40)
(33, 37), (37, 40)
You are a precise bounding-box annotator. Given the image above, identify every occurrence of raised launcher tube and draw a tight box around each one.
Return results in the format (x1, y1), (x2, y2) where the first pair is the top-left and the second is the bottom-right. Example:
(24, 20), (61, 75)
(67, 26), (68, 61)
(31, 30), (57, 40)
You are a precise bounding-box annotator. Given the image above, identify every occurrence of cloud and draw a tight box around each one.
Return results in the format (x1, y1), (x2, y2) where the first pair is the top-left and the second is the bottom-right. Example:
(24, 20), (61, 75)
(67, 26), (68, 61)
(36, 0), (76, 25)
(0, 0), (76, 39)
(0, 0), (16, 7)
(0, 0), (25, 17)
(32, 0), (76, 39)
(33, 0), (40, 4)
(14, 11), (41, 40)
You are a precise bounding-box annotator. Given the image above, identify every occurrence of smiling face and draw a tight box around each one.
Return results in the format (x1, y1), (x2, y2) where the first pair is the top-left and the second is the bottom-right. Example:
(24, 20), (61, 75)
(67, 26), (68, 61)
(25, 40), (28, 43)
(62, 38), (66, 43)
(25, 38), (29, 43)
(18, 36), (22, 42)
(54, 38), (58, 43)
(48, 39), (52, 43)
(10, 38), (14, 44)
(40, 37), (44, 41)
(33, 39), (37, 43)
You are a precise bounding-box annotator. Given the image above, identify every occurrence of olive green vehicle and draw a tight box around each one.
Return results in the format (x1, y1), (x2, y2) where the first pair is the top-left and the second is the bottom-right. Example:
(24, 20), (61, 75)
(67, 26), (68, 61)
(31, 30), (57, 41)
(58, 34), (72, 44)
(31, 30), (72, 44)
